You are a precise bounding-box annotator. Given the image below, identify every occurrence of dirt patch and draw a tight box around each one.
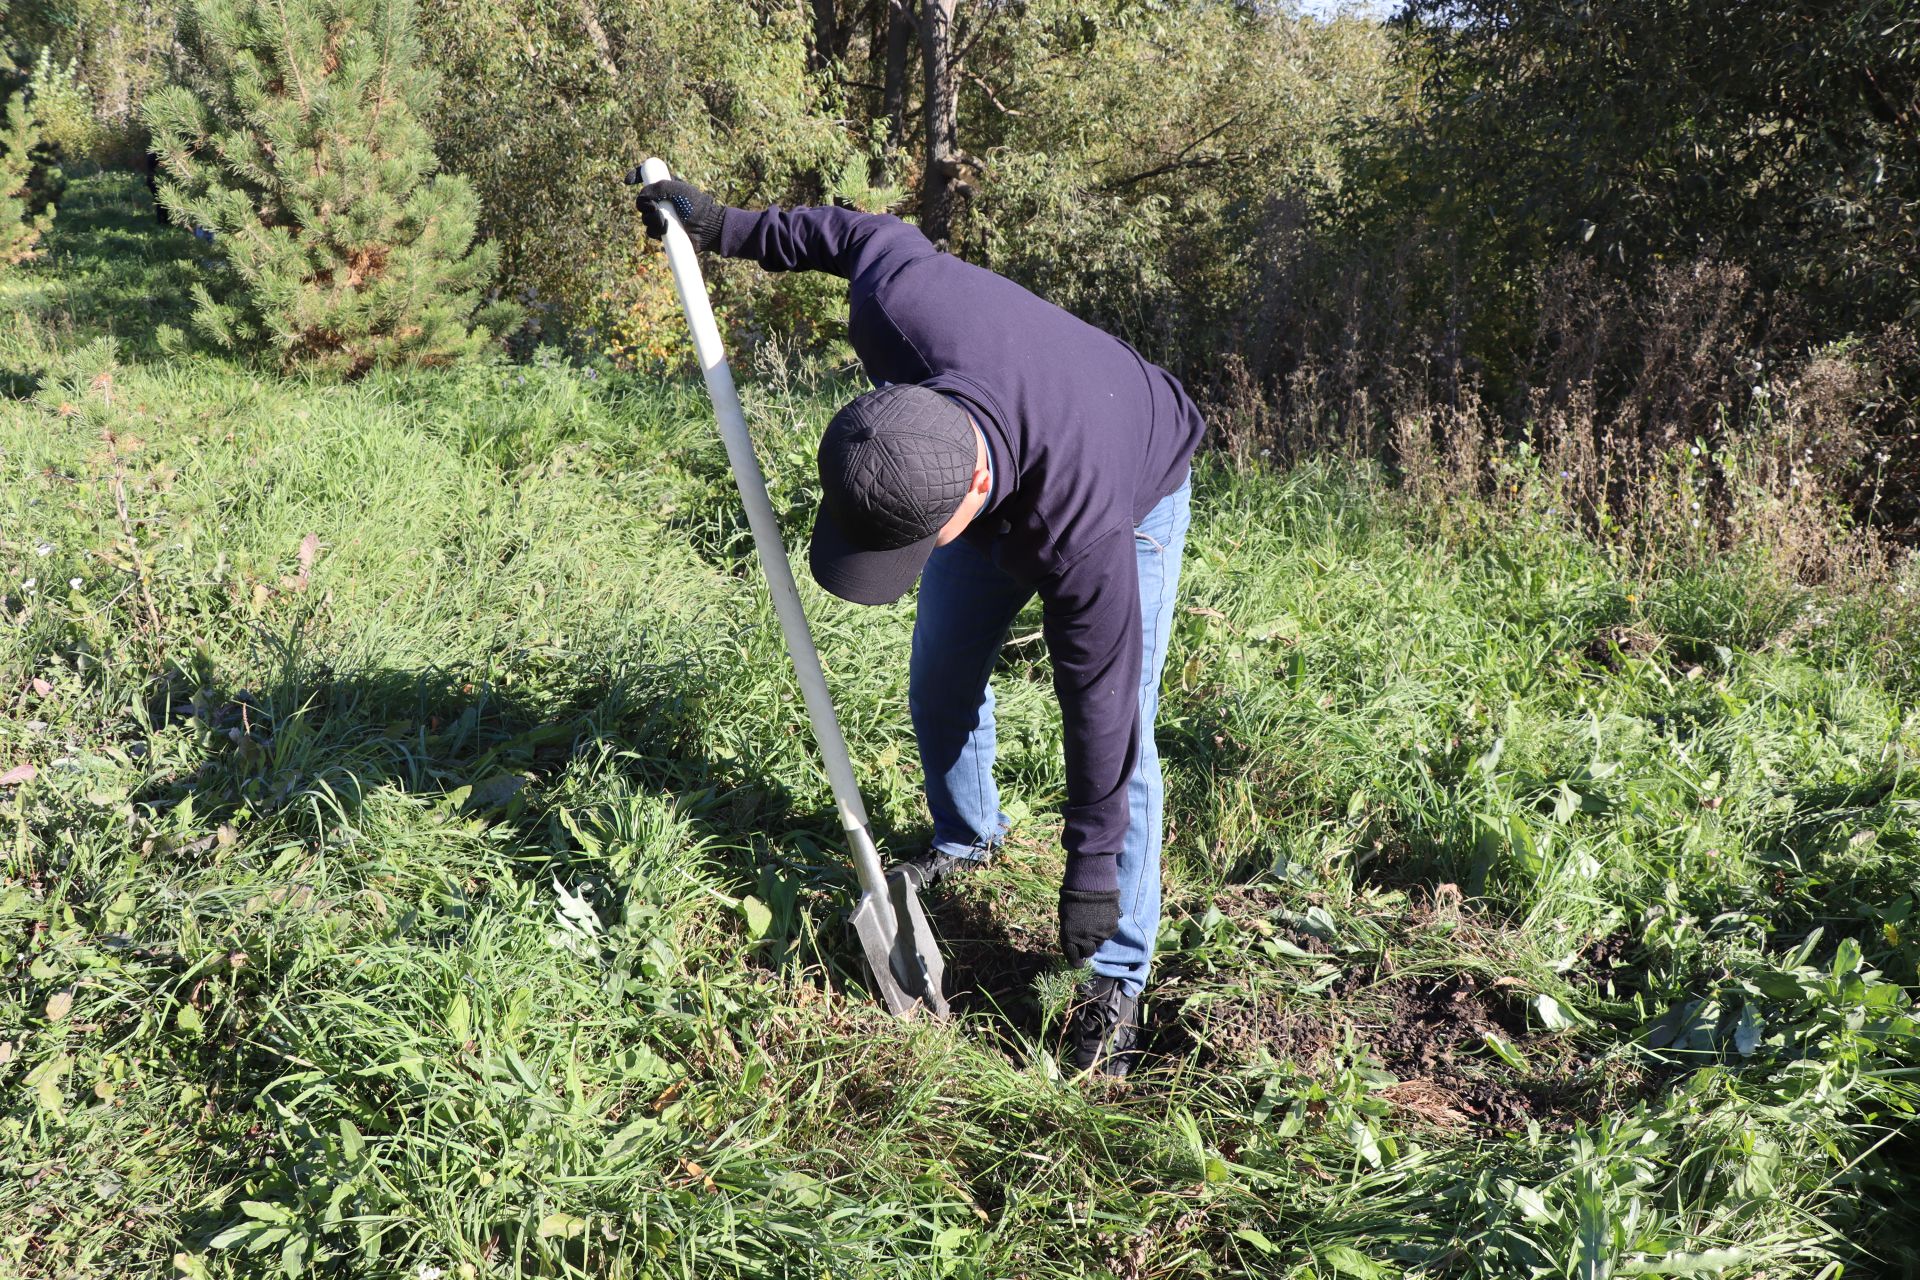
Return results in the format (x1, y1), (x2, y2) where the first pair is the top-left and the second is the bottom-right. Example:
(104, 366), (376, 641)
(1143, 963), (1621, 1133)
(1200, 882), (1338, 955)
(1582, 621), (1661, 674)
(1145, 974), (1333, 1068)
(930, 881), (1663, 1131)
(1356, 971), (1552, 1130)
(1568, 930), (1634, 989)
(1364, 972), (1523, 1070)
(927, 890), (1054, 1038)
(1204, 882), (1289, 919)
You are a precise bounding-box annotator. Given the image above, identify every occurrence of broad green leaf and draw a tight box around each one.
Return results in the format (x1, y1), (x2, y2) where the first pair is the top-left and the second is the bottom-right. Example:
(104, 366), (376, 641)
(1535, 993), (1575, 1030)
(1345, 1115), (1382, 1168)
(739, 895), (773, 940)
(466, 773), (526, 810)
(241, 1200), (293, 1224)
(324, 1180), (355, 1229)
(1322, 1244), (1387, 1278)
(1234, 1228), (1279, 1255)
(932, 1224), (974, 1251)
(1263, 936), (1319, 962)
(244, 1227), (290, 1254)
(28, 1055), (70, 1115)
(1620, 1248), (1754, 1275)
(447, 992), (471, 1042)
(1732, 1004), (1763, 1057)
(207, 1222), (261, 1250)
(538, 1212), (587, 1239)
(1484, 1032), (1528, 1070)
(1575, 1187), (1611, 1280)
(279, 1231), (310, 1278)
(770, 1169), (824, 1207)
(1511, 1183), (1555, 1223)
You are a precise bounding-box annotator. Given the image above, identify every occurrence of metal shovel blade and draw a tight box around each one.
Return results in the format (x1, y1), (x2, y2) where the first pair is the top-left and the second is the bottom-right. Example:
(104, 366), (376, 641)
(849, 869), (950, 1018)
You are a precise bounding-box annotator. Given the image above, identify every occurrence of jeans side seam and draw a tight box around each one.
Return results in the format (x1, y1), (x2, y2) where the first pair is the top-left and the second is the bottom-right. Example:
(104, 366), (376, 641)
(1122, 507), (1180, 949)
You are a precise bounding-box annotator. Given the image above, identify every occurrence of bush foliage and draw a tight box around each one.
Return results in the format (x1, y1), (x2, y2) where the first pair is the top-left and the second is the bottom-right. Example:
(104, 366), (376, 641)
(22, 48), (104, 162)
(10, 0), (1917, 528)
(143, 0), (517, 375)
(414, 0), (860, 347)
(0, 92), (55, 267)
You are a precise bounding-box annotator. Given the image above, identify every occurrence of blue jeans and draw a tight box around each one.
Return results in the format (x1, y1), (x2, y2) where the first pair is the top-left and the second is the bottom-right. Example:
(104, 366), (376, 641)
(909, 475), (1191, 995)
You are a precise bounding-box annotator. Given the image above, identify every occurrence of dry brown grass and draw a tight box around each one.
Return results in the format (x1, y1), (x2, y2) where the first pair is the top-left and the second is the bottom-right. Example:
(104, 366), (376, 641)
(1203, 249), (1918, 595)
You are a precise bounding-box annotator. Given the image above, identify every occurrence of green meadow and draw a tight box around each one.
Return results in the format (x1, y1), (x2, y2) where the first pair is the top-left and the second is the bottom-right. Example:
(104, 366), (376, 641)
(3, 176), (1917, 1279)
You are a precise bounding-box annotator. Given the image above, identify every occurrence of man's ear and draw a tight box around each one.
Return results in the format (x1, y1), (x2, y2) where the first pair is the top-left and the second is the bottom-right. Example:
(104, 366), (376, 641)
(972, 462), (992, 495)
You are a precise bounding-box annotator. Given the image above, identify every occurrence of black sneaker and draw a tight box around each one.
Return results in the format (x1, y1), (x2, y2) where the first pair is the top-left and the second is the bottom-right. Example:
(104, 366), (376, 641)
(1066, 975), (1141, 1078)
(894, 848), (991, 891)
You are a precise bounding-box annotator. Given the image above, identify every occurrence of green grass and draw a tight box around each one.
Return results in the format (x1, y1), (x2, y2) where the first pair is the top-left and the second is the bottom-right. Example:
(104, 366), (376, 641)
(2, 175), (1917, 1279)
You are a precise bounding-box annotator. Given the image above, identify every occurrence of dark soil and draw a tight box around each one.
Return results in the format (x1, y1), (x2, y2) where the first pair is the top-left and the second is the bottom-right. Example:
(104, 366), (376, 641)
(1144, 974), (1333, 1067)
(1582, 622), (1661, 674)
(1354, 971), (1552, 1130)
(1569, 930), (1634, 988)
(931, 879), (1666, 1131)
(928, 889), (1054, 1038)
(1141, 964), (1622, 1131)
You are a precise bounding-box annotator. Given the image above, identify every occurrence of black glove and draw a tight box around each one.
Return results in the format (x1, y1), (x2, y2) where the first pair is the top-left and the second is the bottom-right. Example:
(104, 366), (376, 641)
(1058, 889), (1121, 966)
(623, 171), (725, 252)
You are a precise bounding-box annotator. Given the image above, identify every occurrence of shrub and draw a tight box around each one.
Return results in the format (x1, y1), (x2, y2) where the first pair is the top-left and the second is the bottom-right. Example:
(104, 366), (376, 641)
(416, 0), (860, 350)
(142, 0), (517, 376)
(965, 2), (1399, 378)
(1, 92), (54, 267)
(23, 49), (105, 163)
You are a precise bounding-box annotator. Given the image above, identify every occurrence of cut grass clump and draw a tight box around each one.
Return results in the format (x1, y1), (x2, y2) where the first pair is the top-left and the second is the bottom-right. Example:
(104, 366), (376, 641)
(2, 175), (1917, 1278)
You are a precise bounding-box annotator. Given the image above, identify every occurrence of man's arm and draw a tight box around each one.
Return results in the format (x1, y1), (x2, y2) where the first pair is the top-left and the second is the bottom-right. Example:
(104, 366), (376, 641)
(1040, 528), (1144, 958)
(627, 172), (931, 280)
(717, 204), (932, 280)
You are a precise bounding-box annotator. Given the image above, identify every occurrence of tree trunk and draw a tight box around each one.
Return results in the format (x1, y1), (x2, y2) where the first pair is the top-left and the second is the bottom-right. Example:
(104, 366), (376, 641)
(807, 0), (838, 74)
(882, 0), (914, 160)
(576, 0), (621, 82)
(918, 0), (959, 248)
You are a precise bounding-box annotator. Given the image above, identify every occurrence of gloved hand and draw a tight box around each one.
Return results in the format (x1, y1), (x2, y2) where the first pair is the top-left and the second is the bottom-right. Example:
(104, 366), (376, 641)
(624, 171), (725, 252)
(1058, 889), (1121, 966)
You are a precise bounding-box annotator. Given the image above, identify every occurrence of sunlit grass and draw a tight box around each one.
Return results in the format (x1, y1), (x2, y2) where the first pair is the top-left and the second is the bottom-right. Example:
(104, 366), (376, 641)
(1, 175), (1915, 1279)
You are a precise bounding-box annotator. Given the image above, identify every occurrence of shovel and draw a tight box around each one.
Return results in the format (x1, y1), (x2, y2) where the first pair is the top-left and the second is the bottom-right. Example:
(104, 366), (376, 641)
(640, 156), (950, 1020)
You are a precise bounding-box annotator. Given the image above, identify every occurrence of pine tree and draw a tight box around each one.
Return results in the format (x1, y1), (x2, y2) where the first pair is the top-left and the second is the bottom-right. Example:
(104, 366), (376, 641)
(1, 94), (55, 269)
(142, 0), (517, 376)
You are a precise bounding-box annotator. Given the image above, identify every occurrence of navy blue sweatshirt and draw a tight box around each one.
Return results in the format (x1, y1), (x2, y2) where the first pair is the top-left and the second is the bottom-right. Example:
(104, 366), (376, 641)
(718, 205), (1206, 893)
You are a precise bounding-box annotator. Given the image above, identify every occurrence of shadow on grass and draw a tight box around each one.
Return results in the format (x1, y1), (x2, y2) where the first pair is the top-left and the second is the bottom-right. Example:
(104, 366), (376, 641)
(129, 640), (1082, 1045)
(20, 171), (206, 359)
(926, 888), (1055, 1041)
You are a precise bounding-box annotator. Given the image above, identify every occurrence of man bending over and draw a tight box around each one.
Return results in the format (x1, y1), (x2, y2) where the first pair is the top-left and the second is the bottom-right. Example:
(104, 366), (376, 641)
(630, 173), (1205, 1077)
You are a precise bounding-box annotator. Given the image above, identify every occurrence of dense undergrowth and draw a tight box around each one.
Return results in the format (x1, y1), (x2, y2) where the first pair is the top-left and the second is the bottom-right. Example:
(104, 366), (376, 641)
(2, 177), (1917, 1279)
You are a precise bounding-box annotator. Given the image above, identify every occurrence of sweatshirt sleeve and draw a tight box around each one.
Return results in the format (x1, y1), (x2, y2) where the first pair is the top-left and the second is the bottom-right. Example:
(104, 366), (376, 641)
(1039, 527), (1142, 895)
(717, 205), (932, 280)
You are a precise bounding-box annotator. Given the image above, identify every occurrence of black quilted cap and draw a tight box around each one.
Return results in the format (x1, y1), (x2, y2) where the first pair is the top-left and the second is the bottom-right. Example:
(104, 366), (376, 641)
(810, 385), (977, 605)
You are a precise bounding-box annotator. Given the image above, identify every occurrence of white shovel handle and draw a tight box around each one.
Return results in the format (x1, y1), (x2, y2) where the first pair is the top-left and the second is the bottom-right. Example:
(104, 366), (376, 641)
(640, 158), (895, 921)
